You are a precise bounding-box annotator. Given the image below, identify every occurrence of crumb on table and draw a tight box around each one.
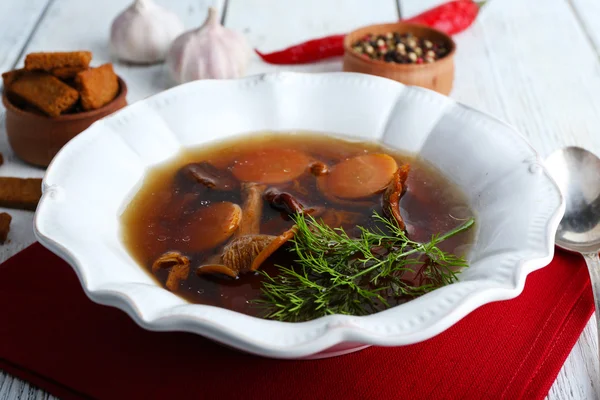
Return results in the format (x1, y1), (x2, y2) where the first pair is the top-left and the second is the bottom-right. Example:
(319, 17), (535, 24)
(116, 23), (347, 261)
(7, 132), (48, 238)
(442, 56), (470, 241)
(0, 213), (12, 244)
(0, 178), (43, 211)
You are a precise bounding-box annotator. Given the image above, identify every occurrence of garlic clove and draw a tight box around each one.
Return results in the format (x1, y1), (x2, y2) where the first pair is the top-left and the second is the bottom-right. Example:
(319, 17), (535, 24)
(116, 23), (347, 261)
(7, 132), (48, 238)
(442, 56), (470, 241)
(167, 7), (251, 84)
(110, 0), (185, 64)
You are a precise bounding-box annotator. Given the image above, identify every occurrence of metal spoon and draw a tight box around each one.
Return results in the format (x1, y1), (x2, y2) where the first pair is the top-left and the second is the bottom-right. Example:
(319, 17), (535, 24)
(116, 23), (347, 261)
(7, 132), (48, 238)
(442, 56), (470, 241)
(545, 146), (600, 365)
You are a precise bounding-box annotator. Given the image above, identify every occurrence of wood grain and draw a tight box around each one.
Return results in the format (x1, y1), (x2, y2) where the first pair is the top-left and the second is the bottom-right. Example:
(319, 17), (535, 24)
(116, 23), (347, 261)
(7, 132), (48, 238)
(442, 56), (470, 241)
(0, 374), (55, 400)
(0, 0), (51, 81)
(570, 0), (600, 57)
(227, 0), (398, 76)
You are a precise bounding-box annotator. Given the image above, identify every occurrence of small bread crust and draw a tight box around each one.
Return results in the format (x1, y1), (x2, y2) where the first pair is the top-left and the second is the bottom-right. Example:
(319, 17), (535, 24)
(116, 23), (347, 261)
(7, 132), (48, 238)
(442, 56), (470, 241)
(75, 63), (119, 111)
(0, 213), (12, 244)
(0, 178), (43, 211)
(9, 72), (79, 117)
(2, 69), (25, 89)
(51, 66), (86, 80)
(24, 51), (92, 71)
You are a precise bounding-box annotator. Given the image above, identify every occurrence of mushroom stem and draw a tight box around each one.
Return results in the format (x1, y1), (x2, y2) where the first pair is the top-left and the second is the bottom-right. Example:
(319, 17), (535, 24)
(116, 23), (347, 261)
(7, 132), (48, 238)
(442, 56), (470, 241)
(237, 183), (266, 236)
(151, 251), (191, 292)
(382, 165), (410, 230)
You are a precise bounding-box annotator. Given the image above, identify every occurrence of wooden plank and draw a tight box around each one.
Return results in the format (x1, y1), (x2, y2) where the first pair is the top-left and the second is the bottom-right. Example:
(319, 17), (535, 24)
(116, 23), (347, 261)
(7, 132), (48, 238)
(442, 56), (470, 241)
(0, 373), (56, 400)
(225, 0), (398, 75)
(11, 0), (225, 102)
(398, 0), (447, 18)
(0, 0), (51, 78)
(549, 320), (599, 400)
(449, 0), (600, 159)
(570, 0), (600, 56)
(0, 1), (221, 397)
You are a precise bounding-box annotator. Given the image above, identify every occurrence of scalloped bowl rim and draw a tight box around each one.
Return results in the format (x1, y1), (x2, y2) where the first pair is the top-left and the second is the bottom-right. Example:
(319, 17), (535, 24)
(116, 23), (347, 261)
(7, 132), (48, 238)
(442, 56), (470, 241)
(33, 72), (565, 359)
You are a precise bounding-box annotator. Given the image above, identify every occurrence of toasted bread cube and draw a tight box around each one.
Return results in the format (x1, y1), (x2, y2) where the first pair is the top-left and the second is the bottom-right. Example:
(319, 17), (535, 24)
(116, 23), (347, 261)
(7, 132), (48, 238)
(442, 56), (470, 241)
(75, 63), (119, 111)
(51, 66), (86, 80)
(0, 178), (42, 211)
(2, 69), (25, 89)
(9, 72), (79, 117)
(25, 51), (92, 71)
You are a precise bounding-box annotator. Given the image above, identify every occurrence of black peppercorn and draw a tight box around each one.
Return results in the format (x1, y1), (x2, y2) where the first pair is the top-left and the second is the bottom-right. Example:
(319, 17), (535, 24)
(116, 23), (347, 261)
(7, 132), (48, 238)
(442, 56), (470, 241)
(352, 31), (448, 64)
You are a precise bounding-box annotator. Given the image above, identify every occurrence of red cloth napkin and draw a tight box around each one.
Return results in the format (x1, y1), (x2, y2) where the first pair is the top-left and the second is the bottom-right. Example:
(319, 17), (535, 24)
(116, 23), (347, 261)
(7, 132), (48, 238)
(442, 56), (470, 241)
(0, 243), (593, 400)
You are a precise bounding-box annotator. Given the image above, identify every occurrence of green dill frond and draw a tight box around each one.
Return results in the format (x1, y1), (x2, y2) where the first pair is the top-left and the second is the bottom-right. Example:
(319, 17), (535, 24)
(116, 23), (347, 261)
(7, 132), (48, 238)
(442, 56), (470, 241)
(252, 212), (475, 322)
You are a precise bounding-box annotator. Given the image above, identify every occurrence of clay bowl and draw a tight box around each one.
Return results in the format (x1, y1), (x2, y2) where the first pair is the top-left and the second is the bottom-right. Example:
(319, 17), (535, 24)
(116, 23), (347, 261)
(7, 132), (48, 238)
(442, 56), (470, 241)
(2, 77), (128, 168)
(343, 22), (456, 95)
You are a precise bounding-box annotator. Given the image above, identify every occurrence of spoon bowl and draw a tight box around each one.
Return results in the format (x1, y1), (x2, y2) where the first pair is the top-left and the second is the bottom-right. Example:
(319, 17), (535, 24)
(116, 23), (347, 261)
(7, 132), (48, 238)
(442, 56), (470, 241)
(545, 146), (600, 376)
(545, 147), (600, 253)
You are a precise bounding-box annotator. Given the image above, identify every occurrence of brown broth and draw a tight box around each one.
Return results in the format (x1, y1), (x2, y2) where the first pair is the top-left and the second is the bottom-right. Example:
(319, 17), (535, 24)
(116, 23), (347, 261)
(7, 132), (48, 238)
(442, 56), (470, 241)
(121, 132), (475, 317)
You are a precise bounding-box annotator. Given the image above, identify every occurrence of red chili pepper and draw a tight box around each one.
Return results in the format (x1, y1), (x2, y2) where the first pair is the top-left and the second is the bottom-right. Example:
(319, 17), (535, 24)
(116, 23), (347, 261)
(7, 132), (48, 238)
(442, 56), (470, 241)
(255, 34), (346, 65)
(255, 0), (484, 65)
(407, 0), (483, 35)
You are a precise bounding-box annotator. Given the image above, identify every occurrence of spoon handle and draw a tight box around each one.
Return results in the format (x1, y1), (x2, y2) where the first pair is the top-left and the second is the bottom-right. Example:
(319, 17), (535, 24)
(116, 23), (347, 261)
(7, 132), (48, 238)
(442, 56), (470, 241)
(583, 252), (600, 365)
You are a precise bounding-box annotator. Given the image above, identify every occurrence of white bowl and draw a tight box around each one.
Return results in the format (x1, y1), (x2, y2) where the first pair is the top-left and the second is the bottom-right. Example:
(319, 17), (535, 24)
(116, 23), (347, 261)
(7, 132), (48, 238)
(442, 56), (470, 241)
(34, 72), (564, 359)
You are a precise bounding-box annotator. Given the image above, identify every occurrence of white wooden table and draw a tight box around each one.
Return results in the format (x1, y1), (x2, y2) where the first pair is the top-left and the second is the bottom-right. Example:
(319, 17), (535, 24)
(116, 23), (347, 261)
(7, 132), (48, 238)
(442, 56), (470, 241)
(0, 0), (599, 398)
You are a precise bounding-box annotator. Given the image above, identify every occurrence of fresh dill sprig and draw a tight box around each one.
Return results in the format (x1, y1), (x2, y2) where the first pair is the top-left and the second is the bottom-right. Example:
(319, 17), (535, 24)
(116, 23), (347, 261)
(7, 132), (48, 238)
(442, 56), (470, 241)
(253, 212), (475, 322)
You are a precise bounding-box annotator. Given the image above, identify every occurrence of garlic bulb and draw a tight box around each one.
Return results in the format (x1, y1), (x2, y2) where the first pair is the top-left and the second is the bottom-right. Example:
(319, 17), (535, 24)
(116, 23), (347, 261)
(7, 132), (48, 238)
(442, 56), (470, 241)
(110, 0), (184, 64)
(167, 7), (251, 83)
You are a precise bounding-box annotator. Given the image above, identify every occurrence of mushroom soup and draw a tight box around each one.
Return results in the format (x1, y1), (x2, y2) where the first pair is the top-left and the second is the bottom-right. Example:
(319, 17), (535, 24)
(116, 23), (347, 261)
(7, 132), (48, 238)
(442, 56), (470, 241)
(121, 132), (476, 320)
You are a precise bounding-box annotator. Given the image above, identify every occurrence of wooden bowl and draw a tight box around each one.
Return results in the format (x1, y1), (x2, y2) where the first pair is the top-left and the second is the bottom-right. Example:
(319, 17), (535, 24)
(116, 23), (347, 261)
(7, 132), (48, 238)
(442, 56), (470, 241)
(343, 22), (456, 95)
(2, 77), (128, 168)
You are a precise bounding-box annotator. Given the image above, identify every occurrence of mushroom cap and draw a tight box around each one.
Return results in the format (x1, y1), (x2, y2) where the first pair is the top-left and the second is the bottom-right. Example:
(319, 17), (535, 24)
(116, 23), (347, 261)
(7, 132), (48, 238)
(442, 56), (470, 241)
(231, 148), (310, 184)
(180, 202), (242, 252)
(250, 226), (296, 271)
(151, 251), (191, 292)
(197, 227), (297, 277)
(181, 162), (239, 191)
(152, 251), (190, 274)
(318, 153), (398, 199)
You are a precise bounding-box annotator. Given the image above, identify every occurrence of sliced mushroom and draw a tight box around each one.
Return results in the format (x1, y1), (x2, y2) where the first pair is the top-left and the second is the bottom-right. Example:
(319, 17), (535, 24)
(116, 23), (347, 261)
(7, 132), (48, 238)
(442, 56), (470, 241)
(195, 264), (239, 278)
(248, 227), (296, 271)
(198, 228), (297, 277)
(152, 251), (191, 291)
(180, 201), (242, 252)
(382, 165), (410, 230)
(264, 187), (323, 217)
(180, 162), (239, 191)
(318, 153), (398, 199)
(196, 183), (296, 278)
(231, 148), (310, 184)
